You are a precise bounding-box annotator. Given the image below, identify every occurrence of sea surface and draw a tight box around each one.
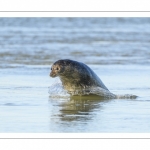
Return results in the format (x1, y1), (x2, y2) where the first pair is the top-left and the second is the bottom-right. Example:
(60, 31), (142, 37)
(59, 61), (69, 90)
(0, 18), (150, 132)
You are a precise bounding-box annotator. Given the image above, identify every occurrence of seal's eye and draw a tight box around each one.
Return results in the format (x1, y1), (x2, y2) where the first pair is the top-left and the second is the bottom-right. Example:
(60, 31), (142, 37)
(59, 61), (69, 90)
(51, 68), (52, 70)
(56, 67), (59, 71)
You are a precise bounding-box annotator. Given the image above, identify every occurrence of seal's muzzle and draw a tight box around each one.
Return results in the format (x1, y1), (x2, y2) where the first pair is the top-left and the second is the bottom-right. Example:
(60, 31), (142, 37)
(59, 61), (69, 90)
(50, 72), (57, 78)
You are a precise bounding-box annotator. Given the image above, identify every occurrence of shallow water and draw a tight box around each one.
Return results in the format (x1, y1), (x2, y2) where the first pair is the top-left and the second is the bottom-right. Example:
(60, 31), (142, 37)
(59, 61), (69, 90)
(0, 18), (150, 132)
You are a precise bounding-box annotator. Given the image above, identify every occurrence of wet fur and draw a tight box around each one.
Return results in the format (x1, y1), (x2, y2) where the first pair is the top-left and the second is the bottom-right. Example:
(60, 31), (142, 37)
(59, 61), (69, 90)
(50, 59), (109, 94)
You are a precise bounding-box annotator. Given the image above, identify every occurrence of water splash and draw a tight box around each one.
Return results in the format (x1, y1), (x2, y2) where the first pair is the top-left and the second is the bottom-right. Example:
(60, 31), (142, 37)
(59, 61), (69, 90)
(48, 82), (70, 98)
(48, 81), (116, 99)
(48, 82), (137, 99)
(116, 94), (138, 99)
(88, 87), (116, 98)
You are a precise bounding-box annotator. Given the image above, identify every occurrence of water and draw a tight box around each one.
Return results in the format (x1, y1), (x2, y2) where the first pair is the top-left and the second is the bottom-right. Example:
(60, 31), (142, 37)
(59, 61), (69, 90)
(0, 18), (150, 132)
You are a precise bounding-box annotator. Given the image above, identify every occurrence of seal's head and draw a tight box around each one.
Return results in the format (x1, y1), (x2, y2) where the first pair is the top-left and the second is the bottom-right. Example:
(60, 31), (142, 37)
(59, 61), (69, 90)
(50, 59), (71, 78)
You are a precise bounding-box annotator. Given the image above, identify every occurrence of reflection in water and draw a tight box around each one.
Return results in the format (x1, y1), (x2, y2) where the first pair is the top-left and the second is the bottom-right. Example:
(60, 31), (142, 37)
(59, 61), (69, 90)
(49, 95), (111, 122)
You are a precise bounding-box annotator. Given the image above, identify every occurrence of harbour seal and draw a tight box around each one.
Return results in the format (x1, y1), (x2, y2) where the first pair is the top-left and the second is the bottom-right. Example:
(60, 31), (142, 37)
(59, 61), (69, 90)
(49, 59), (116, 97)
(49, 59), (137, 99)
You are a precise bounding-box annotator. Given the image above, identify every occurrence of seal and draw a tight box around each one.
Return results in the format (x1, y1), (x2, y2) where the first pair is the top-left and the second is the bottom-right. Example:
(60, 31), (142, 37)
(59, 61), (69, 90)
(49, 59), (138, 99)
(49, 59), (113, 96)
